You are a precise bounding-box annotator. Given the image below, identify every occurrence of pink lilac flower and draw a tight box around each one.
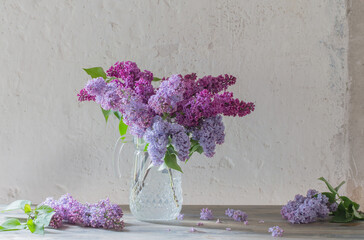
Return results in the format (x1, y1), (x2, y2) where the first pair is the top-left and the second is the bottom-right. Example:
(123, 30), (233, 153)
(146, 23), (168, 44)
(134, 78), (155, 103)
(200, 208), (213, 220)
(148, 74), (185, 114)
(268, 226), (284, 237)
(232, 210), (248, 222)
(77, 88), (96, 102)
(225, 208), (235, 218)
(144, 116), (171, 165)
(281, 189), (331, 224)
(177, 214), (184, 220)
(191, 116), (225, 157)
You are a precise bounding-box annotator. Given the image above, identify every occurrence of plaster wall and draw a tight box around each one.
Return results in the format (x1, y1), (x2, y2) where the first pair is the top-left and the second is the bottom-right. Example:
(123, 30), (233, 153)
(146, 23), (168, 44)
(0, 0), (354, 205)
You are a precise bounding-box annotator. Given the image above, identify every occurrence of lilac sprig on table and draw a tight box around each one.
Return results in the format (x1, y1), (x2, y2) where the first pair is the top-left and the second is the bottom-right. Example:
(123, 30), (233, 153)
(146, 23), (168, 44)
(281, 177), (364, 224)
(43, 194), (124, 230)
(77, 61), (255, 172)
(0, 200), (55, 234)
(225, 208), (248, 222)
(200, 208), (213, 220)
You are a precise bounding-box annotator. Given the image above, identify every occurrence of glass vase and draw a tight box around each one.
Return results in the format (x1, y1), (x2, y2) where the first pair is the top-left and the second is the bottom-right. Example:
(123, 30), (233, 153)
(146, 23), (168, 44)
(114, 136), (183, 221)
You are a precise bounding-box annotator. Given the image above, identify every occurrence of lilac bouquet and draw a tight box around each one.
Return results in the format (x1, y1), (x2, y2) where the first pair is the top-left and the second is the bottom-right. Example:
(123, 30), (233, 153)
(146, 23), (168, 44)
(78, 61), (254, 171)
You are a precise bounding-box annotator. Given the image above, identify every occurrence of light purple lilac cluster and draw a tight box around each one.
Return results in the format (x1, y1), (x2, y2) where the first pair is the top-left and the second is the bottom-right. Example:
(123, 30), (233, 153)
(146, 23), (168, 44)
(42, 194), (124, 230)
(200, 208), (213, 220)
(78, 61), (255, 166)
(281, 189), (338, 224)
(225, 208), (248, 222)
(268, 226), (284, 237)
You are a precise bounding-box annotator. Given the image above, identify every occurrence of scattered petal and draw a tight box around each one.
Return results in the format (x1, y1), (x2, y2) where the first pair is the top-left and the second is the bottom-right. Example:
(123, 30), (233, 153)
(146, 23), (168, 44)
(189, 227), (197, 232)
(244, 220), (248, 225)
(216, 218), (222, 223)
(177, 214), (184, 220)
(197, 222), (204, 226)
(259, 220), (265, 223)
(226, 228), (232, 231)
(268, 226), (284, 237)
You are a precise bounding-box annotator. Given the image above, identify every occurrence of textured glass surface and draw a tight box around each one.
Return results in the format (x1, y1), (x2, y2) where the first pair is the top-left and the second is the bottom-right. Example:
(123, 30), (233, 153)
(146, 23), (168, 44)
(128, 138), (183, 221)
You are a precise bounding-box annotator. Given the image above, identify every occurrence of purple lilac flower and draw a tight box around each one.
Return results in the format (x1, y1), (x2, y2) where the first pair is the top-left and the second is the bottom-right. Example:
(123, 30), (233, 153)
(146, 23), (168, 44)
(84, 78), (121, 111)
(232, 210), (248, 222)
(144, 116), (171, 165)
(134, 78), (155, 103)
(49, 212), (63, 229)
(196, 222), (204, 226)
(42, 194), (124, 230)
(225, 208), (235, 218)
(82, 198), (124, 230)
(177, 214), (184, 220)
(268, 226), (284, 237)
(106, 61), (141, 89)
(170, 123), (190, 162)
(85, 77), (107, 97)
(191, 115), (225, 157)
(148, 74), (185, 114)
(200, 208), (213, 220)
(77, 88), (96, 102)
(281, 189), (331, 224)
(196, 74), (236, 94)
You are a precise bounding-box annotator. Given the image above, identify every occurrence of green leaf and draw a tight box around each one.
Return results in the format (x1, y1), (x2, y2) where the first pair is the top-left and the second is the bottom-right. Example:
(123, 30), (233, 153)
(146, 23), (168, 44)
(35, 205), (54, 215)
(334, 181), (346, 192)
(24, 204), (32, 214)
(352, 206), (363, 220)
(83, 67), (107, 79)
(340, 196), (360, 210)
(144, 143), (149, 152)
(0, 218), (25, 231)
(195, 146), (203, 154)
(318, 177), (337, 195)
(164, 151), (183, 173)
(101, 108), (111, 123)
(113, 111), (122, 120)
(27, 219), (44, 235)
(152, 77), (162, 81)
(332, 214), (354, 223)
(2, 200), (32, 212)
(119, 118), (128, 137)
(322, 192), (336, 204)
(35, 212), (55, 227)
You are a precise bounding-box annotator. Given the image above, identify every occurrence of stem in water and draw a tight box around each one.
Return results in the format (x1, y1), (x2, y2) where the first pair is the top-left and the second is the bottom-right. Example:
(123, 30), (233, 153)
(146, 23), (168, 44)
(168, 168), (179, 208)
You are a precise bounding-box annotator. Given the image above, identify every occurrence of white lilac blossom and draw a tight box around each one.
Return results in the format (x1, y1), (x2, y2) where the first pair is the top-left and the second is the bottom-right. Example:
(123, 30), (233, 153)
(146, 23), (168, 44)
(268, 226), (284, 237)
(200, 208), (213, 220)
(281, 189), (332, 224)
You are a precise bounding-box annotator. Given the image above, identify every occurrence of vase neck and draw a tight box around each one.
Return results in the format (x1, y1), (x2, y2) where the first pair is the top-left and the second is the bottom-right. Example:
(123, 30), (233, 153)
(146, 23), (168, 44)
(134, 137), (146, 150)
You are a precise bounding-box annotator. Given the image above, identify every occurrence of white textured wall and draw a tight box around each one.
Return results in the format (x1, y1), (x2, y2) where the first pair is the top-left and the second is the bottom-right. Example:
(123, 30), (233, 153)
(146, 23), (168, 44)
(0, 0), (353, 205)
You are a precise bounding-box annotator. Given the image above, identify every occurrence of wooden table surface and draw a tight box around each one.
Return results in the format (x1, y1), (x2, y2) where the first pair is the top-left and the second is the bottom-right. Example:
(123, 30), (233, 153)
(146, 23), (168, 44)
(1, 205), (363, 240)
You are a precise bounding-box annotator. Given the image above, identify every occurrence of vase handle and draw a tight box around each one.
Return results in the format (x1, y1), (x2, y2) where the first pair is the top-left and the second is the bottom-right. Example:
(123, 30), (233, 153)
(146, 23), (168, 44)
(113, 135), (133, 179)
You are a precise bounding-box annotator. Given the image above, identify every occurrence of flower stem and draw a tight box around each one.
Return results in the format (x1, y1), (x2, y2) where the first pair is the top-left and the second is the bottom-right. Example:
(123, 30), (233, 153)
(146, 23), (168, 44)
(168, 168), (179, 208)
